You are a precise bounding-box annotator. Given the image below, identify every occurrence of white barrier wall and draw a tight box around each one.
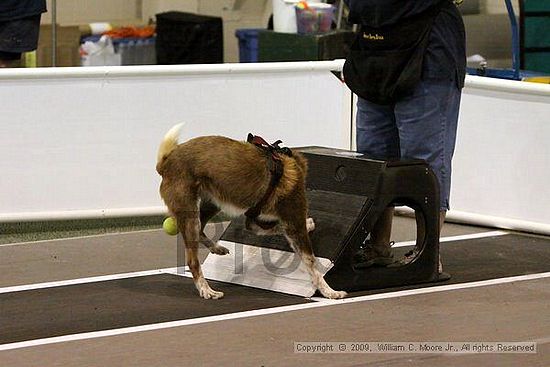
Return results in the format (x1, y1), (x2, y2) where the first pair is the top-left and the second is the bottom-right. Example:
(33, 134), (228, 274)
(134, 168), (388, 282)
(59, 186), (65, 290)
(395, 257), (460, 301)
(449, 76), (550, 233)
(0, 61), (350, 221)
(1, 62), (549, 235)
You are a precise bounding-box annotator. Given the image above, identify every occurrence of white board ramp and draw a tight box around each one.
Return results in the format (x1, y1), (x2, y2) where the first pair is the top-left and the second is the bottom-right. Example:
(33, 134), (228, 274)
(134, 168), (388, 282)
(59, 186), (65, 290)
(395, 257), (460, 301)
(201, 241), (333, 297)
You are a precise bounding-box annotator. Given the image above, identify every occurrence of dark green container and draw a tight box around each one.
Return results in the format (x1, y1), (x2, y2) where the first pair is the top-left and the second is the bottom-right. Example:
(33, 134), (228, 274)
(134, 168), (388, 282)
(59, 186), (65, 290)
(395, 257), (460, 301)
(258, 30), (354, 62)
(521, 0), (550, 73)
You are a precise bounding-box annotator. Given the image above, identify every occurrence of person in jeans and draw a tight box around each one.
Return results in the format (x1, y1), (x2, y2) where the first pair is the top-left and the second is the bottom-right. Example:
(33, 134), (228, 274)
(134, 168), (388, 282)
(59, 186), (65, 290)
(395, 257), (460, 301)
(344, 0), (466, 273)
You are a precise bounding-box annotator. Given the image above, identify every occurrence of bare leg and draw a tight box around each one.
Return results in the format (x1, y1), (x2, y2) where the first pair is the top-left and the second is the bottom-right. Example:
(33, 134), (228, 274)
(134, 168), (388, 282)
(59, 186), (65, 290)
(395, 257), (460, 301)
(376, 208), (445, 250)
(371, 207), (394, 249)
(354, 207), (395, 267)
(438, 211), (446, 273)
(415, 210), (446, 273)
(0, 59), (21, 68)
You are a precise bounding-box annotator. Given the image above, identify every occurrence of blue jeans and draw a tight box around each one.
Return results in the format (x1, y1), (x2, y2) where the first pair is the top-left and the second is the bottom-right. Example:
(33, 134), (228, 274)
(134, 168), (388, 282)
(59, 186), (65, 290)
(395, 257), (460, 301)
(356, 79), (461, 210)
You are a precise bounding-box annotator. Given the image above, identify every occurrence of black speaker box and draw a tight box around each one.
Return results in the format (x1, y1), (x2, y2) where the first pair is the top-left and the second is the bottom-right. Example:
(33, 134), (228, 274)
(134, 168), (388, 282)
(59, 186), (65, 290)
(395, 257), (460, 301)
(156, 12), (223, 65)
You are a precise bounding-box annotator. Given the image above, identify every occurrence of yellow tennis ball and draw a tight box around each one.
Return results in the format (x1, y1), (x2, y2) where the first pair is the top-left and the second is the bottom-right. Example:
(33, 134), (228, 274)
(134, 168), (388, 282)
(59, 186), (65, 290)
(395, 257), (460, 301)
(163, 217), (178, 236)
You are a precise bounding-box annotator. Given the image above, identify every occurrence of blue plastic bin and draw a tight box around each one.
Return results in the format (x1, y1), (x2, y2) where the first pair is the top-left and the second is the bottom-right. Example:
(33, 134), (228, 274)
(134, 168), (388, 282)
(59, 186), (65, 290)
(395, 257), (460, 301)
(81, 35), (156, 65)
(235, 29), (263, 63)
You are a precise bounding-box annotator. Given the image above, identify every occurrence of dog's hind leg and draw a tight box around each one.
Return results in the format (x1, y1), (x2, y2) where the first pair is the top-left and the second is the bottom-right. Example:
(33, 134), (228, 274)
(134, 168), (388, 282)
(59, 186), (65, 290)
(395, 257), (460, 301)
(175, 197), (224, 300)
(199, 200), (229, 255)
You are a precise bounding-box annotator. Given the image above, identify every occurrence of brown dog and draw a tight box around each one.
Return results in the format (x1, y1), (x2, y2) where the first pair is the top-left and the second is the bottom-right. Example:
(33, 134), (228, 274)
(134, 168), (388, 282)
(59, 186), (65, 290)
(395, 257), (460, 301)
(156, 124), (347, 300)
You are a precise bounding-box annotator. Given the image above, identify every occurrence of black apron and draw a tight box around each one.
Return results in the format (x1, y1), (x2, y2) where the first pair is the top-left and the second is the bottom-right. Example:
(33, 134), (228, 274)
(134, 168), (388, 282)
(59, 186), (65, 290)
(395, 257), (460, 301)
(343, 1), (447, 105)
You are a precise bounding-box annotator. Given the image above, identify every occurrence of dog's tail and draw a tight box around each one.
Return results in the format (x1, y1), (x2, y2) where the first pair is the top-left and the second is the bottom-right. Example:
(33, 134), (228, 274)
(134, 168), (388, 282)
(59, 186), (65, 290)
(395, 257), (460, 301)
(156, 123), (184, 174)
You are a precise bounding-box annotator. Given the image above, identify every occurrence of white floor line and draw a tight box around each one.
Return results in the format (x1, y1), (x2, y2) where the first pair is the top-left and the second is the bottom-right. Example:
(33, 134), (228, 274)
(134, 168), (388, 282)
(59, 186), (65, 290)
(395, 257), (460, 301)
(0, 228), (165, 248)
(0, 227), (509, 249)
(1, 271), (549, 352)
(0, 267), (186, 294)
(0, 230), (510, 294)
(311, 271), (550, 303)
(392, 230), (509, 248)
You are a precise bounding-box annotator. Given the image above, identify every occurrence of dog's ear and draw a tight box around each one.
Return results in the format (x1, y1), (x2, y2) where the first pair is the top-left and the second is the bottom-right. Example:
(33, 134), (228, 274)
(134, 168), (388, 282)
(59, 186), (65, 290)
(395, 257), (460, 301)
(247, 133), (254, 143)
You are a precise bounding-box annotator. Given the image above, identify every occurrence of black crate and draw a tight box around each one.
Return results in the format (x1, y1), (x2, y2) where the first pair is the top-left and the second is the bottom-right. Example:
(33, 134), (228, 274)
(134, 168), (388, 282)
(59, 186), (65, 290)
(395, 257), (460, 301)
(155, 11), (223, 64)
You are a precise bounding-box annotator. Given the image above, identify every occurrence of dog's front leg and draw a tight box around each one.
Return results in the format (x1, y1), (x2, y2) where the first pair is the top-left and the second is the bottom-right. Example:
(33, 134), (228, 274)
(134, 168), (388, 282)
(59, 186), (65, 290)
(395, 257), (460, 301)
(178, 211), (224, 299)
(283, 220), (347, 300)
(199, 200), (229, 255)
(306, 217), (315, 232)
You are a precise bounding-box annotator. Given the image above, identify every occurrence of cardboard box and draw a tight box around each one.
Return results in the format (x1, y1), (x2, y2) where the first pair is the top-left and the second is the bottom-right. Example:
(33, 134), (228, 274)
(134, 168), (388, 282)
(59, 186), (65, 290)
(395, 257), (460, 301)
(37, 25), (81, 67)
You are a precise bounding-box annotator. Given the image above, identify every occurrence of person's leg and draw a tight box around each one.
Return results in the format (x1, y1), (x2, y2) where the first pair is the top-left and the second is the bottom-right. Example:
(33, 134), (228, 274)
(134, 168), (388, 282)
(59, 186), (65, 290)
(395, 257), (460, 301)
(395, 78), (460, 211)
(414, 210), (446, 247)
(356, 97), (399, 160)
(414, 209), (446, 272)
(395, 78), (461, 271)
(354, 97), (399, 266)
(371, 207), (395, 247)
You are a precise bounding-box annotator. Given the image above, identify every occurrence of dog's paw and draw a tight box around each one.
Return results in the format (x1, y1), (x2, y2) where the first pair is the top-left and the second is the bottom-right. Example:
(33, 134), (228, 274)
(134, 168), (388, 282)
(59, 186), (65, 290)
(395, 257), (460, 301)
(199, 287), (224, 300)
(210, 244), (230, 256)
(198, 284), (224, 299)
(306, 217), (315, 232)
(321, 289), (347, 300)
(196, 278), (225, 299)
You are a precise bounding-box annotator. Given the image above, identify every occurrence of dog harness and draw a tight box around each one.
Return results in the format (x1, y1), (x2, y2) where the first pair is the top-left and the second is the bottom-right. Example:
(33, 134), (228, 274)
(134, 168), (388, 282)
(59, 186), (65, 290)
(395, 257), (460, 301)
(245, 133), (293, 230)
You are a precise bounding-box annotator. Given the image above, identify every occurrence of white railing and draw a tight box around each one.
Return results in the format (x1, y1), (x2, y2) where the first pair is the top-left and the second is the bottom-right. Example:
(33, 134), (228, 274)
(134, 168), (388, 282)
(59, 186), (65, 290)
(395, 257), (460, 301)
(2, 61), (549, 236)
(0, 60), (346, 80)
(0, 61), (351, 222)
